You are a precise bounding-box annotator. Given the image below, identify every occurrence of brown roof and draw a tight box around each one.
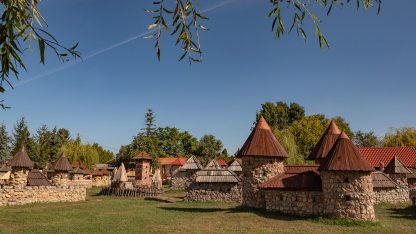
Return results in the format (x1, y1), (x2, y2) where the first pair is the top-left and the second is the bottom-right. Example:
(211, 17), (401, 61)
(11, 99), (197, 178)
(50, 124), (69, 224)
(91, 170), (103, 176)
(27, 169), (52, 186)
(307, 120), (341, 161)
(72, 167), (86, 174)
(132, 151), (152, 160)
(384, 156), (412, 174)
(71, 160), (88, 170)
(319, 132), (374, 172)
(358, 147), (416, 168)
(8, 146), (34, 169)
(237, 117), (288, 158)
(53, 153), (72, 171)
(205, 159), (222, 170)
(195, 169), (240, 183)
(260, 171), (322, 191)
(408, 168), (416, 179)
(228, 159), (242, 172)
(284, 165), (319, 174)
(371, 171), (398, 189)
(181, 156), (203, 170)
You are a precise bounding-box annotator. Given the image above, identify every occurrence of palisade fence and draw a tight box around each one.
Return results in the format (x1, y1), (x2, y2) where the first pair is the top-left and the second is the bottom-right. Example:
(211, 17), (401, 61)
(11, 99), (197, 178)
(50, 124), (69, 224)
(99, 187), (163, 197)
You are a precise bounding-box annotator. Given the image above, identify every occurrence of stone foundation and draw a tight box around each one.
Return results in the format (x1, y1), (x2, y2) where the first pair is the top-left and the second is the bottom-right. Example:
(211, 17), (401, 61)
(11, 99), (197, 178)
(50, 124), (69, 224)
(92, 176), (110, 187)
(264, 190), (324, 216)
(10, 168), (29, 188)
(242, 157), (284, 208)
(374, 187), (409, 204)
(321, 171), (375, 221)
(185, 182), (241, 203)
(171, 170), (194, 189)
(0, 185), (86, 206)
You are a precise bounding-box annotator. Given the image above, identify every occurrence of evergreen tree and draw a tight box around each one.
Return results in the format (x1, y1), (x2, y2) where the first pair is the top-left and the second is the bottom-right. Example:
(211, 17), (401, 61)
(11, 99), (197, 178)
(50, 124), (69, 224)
(12, 117), (37, 161)
(143, 109), (156, 137)
(49, 127), (63, 162)
(0, 123), (11, 160)
(35, 125), (52, 167)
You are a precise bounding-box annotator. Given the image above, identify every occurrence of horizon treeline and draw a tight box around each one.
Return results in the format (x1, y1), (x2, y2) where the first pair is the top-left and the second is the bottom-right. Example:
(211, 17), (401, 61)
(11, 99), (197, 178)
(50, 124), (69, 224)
(0, 117), (114, 168)
(256, 101), (416, 164)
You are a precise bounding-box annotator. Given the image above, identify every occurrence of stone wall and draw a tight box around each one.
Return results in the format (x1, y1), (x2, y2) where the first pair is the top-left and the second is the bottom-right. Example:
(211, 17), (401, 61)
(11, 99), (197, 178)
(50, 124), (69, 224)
(264, 190), (324, 216)
(52, 172), (70, 186)
(91, 175), (110, 187)
(171, 170), (194, 189)
(10, 168), (29, 188)
(374, 187), (409, 204)
(185, 182), (241, 203)
(0, 185), (86, 206)
(69, 179), (92, 188)
(321, 171), (375, 221)
(242, 156), (284, 208)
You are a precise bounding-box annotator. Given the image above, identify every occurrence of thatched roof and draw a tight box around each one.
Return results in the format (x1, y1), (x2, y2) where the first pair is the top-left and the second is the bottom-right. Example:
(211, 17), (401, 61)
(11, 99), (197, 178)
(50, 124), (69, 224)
(195, 169), (239, 183)
(8, 146), (34, 169)
(112, 163), (128, 182)
(53, 153), (72, 171)
(132, 151), (152, 160)
(205, 159), (222, 170)
(384, 156), (412, 174)
(28, 169), (52, 186)
(307, 120), (341, 161)
(237, 116), (288, 158)
(319, 132), (374, 172)
(181, 156), (203, 170)
(228, 159), (242, 172)
(372, 171), (398, 189)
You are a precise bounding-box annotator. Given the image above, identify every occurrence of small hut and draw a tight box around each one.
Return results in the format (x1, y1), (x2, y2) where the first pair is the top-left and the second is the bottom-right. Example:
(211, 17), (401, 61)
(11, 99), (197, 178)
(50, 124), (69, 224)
(228, 159), (242, 176)
(112, 163), (132, 189)
(51, 153), (72, 185)
(27, 169), (52, 186)
(171, 156), (203, 189)
(384, 156), (412, 187)
(205, 159), (222, 170)
(8, 146), (34, 187)
(133, 152), (153, 187)
(71, 167), (87, 180)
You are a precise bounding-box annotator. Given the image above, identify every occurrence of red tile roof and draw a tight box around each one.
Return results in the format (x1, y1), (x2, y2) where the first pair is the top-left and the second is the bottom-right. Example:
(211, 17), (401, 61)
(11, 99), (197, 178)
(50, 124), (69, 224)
(159, 157), (188, 166)
(358, 147), (416, 168)
(307, 120), (341, 161)
(319, 132), (374, 172)
(237, 117), (288, 158)
(216, 159), (227, 167)
(171, 158), (187, 166)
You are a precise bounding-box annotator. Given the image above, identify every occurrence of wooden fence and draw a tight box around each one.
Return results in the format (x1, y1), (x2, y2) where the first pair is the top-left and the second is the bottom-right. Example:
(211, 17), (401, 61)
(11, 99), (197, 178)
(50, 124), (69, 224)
(99, 187), (163, 197)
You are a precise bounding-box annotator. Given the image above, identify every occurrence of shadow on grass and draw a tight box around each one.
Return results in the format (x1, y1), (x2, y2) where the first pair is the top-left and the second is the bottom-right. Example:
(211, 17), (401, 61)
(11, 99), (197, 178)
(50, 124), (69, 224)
(387, 206), (416, 220)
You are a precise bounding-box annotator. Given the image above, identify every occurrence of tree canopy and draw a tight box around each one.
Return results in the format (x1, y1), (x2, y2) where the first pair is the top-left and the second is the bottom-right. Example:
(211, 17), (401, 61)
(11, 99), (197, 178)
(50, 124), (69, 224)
(383, 127), (416, 148)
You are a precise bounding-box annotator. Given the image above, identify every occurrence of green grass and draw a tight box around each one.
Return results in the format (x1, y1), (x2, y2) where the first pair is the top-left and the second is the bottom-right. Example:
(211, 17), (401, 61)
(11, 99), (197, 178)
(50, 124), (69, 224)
(0, 188), (415, 233)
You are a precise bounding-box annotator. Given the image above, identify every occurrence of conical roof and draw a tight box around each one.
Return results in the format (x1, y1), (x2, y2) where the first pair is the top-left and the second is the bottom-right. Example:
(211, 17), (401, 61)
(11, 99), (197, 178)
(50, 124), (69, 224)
(237, 116), (288, 158)
(181, 156), (203, 170)
(9, 146), (34, 169)
(112, 163), (128, 182)
(53, 153), (72, 171)
(205, 159), (222, 170)
(384, 156), (412, 174)
(228, 159), (242, 172)
(319, 132), (374, 172)
(307, 120), (341, 161)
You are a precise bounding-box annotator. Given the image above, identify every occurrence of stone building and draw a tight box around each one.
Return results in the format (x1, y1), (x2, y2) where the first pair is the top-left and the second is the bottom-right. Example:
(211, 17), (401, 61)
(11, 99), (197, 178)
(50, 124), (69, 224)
(51, 153), (72, 186)
(91, 169), (110, 187)
(133, 151), (153, 187)
(171, 156), (203, 189)
(372, 171), (409, 203)
(237, 116), (288, 208)
(8, 147), (34, 188)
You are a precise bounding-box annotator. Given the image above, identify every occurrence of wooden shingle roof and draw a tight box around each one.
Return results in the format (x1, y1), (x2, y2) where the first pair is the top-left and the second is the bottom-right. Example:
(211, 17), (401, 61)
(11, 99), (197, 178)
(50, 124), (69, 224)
(384, 156), (412, 174)
(205, 159), (222, 170)
(181, 156), (203, 170)
(195, 169), (240, 183)
(307, 120), (341, 161)
(53, 153), (72, 171)
(319, 132), (374, 172)
(27, 169), (52, 186)
(132, 151), (152, 160)
(228, 159), (242, 172)
(8, 146), (34, 169)
(371, 171), (398, 189)
(237, 117), (288, 158)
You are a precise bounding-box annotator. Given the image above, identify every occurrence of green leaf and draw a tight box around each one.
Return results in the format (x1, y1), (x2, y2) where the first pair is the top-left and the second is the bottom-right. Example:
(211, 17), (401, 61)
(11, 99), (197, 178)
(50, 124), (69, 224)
(38, 39), (45, 64)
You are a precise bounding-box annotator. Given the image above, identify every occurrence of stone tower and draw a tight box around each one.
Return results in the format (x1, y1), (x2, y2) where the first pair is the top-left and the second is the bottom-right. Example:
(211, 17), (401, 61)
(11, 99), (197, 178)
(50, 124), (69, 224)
(237, 116), (288, 208)
(8, 146), (34, 188)
(319, 132), (376, 220)
(133, 151), (153, 187)
(51, 153), (72, 186)
(307, 120), (341, 164)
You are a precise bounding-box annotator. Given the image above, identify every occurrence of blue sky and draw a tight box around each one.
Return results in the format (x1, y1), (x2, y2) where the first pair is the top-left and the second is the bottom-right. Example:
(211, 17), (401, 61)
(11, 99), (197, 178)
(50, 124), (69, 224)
(1, 0), (416, 153)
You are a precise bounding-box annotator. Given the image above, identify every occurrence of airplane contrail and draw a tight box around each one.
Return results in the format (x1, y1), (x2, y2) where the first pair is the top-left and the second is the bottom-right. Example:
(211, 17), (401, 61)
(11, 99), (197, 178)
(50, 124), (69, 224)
(13, 0), (236, 88)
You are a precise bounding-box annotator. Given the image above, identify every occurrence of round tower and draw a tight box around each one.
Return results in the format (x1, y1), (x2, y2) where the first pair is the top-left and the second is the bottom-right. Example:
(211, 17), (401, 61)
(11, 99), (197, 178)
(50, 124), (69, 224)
(8, 146), (34, 188)
(319, 132), (375, 220)
(238, 117), (288, 208)
(51, 153), (72, 186)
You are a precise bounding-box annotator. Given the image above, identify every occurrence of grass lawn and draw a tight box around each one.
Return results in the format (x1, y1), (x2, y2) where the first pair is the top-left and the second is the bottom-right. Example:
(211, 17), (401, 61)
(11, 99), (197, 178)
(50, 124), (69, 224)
(0, 188), (415, 234)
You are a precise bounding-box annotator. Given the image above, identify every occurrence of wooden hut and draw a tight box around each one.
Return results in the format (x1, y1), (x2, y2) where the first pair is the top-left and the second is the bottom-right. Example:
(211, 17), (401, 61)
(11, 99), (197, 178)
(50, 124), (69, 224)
(133, 152), (153, 187)
(51, 153), (72, 185)
(8, 146), (34, 187)
(171, 156), (203, 189)
(228, 159), (242, 175)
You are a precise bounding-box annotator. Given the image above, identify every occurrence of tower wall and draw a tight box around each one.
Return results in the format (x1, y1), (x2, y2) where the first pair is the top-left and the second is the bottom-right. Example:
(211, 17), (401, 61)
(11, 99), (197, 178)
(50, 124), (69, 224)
(242, 156), (284, 208)
(321, 171), (375, 220)
(135, 160), (152, 187)
(10, 167), (29, 188)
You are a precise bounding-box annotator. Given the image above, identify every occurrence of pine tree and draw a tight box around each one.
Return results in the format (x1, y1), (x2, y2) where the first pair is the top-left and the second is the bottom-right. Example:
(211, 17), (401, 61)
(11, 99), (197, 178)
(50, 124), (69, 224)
(35, 125), (52, 167)
(49, 127), (62, 162)
(0, 123), (11, 160)
(12, 117), (37, 162)
(143, 109), (156, 137)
